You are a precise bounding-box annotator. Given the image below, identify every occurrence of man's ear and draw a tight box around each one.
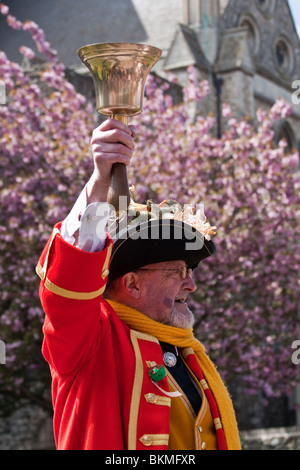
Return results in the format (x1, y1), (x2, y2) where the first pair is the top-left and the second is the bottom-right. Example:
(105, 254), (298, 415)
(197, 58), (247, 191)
(120, 272), (141, 299)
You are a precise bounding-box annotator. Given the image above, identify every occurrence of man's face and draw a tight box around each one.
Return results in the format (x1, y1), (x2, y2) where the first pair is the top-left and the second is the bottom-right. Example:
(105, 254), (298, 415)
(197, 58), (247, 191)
(135, 260), (197, 329)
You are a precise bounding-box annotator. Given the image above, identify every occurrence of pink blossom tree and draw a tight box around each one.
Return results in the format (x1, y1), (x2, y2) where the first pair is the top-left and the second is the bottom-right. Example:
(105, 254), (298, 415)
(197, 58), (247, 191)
(0, 4), (95, 414)
(0, 3), (299, 422)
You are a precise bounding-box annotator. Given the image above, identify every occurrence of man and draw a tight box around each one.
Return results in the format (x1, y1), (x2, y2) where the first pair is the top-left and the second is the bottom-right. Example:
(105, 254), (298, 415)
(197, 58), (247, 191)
(36, 119), (241, 450)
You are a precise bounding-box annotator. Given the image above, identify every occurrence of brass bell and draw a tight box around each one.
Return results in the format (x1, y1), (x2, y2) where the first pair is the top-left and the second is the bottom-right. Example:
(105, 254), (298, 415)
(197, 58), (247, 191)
(78, 42), (162, 211)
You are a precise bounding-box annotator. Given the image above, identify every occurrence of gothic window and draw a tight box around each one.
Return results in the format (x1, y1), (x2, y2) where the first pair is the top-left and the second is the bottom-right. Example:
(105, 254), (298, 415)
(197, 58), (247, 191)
(239, 14), (260, 57)
(276, 41), (287, 66)
(274, 36), (294, 76)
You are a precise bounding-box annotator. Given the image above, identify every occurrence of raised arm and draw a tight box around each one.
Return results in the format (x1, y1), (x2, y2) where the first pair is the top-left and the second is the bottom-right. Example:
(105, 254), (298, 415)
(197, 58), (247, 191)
(36, 119), (136, 374)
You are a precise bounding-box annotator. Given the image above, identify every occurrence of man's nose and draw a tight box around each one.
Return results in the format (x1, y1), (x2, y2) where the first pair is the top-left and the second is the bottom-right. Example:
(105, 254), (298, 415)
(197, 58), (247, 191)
(183, 274), (197, 293)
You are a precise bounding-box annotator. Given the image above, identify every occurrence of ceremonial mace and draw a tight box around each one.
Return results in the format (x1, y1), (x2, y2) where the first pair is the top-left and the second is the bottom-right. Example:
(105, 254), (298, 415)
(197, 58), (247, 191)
(77, 43), (162, 211)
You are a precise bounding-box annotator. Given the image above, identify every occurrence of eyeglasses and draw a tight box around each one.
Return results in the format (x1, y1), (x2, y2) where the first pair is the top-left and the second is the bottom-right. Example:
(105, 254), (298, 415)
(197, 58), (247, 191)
(136, 265), (193, 280)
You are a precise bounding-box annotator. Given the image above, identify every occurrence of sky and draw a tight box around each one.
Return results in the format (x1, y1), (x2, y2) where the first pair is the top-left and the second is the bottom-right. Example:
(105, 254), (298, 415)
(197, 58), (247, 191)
(288, 0), (300, 37)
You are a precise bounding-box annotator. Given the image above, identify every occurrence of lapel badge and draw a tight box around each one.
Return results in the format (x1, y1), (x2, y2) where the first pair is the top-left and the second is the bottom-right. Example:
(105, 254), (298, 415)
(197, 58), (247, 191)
(148, 364), (166, 382)
(163, 351), (177, 367)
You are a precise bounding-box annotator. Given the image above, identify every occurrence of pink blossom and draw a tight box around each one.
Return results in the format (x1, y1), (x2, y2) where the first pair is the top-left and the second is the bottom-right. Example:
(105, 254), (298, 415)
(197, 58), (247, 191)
(222, 103), (232, 117)
(0, 6), (97, 410)
(6, 14), (22, 30)
(0, 3), (8, 15)
(256, 108), (267, 122)
(19, 45), (35, 59)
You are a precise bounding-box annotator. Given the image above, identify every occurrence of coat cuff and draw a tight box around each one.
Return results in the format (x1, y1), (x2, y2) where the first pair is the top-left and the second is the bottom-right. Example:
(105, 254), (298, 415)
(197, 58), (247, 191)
(36, 223), (113, 300)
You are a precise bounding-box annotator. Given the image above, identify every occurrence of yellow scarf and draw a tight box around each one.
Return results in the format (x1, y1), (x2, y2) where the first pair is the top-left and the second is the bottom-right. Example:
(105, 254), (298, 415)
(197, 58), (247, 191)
(107, 299), (241, 450)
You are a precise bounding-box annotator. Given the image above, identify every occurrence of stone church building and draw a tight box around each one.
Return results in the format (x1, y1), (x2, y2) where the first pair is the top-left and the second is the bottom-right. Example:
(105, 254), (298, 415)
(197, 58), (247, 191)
(0, 0), (299, 448)
(1, 0), (300, 149)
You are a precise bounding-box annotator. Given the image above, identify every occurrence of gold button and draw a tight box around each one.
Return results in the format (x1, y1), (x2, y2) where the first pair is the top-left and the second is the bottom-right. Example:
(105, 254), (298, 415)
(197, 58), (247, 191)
(102, 269), (109, 278)
(141, 435), (152, 446)
(145, 393), (158, 404)
(201, 441), (207, 450)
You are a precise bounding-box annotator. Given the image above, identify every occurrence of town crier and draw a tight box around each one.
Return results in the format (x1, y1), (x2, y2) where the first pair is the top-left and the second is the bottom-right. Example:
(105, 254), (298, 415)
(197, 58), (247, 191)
(36, 118), (241, 450)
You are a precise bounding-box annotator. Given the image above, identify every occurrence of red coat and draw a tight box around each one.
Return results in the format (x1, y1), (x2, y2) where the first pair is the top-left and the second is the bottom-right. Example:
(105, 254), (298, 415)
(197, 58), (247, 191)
(37, 224), (173, 450)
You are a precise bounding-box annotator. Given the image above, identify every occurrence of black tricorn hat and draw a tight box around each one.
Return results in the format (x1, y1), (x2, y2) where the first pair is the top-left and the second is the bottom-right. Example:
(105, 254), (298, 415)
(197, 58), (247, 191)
(108, 208), (216, 282)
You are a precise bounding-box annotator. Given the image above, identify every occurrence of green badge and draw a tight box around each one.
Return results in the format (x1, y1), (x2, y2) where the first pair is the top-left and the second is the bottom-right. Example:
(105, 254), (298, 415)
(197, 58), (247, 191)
(148, 365), (166, 382)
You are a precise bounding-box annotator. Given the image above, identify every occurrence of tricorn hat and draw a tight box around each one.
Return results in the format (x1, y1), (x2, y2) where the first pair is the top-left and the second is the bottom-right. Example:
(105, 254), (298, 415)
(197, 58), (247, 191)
(108, 199), (216, 282)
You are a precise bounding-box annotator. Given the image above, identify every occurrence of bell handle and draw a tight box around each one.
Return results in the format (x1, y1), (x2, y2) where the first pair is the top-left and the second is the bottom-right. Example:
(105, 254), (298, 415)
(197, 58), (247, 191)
(107, 114), (131, 212)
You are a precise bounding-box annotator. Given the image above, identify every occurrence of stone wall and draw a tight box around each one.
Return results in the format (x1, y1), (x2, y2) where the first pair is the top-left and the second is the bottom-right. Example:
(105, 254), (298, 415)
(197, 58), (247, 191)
(241, 426), (300, 450)
(0, 404), (299, 450)
(0, 406), (55, 450)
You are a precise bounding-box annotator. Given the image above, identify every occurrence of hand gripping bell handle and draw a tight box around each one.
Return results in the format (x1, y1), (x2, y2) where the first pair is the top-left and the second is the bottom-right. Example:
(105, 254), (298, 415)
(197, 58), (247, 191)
(107, 114), (131, 212)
